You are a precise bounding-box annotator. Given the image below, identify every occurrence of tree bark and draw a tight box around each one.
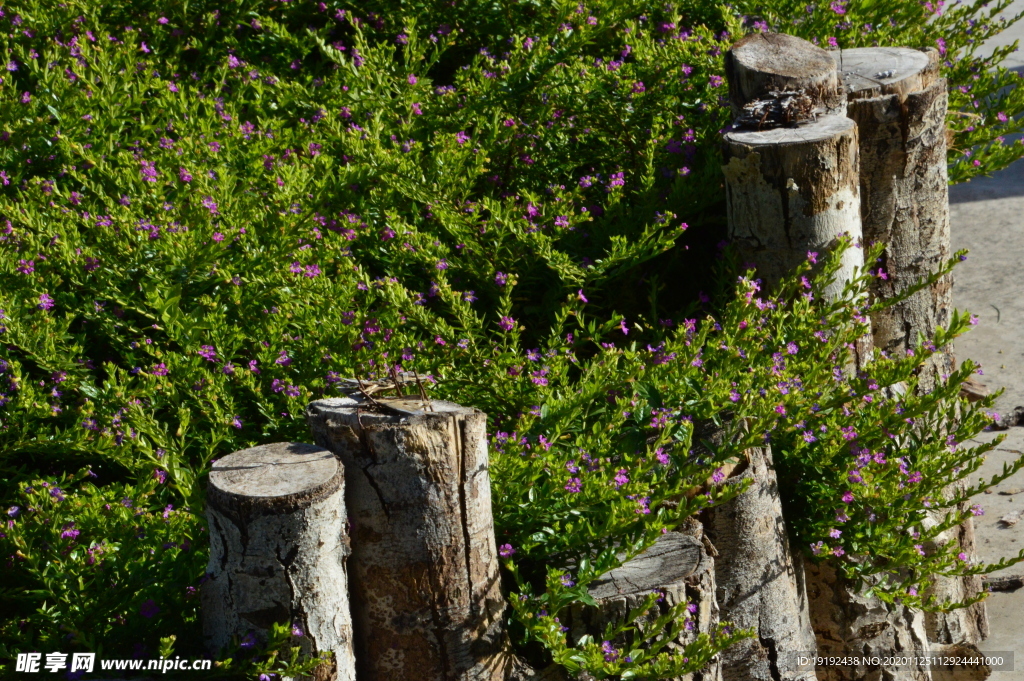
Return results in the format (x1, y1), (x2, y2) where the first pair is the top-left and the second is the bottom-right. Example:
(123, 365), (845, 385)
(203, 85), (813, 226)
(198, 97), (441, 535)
(839, 47), (952, 392)
(804, 560), (932, 681)
(840, 46), (986, 648)
(702, 440), (819, 681)
(202, 442), (356, 681)
(722, 115), (864, 304)
(305, 396), (510, 681)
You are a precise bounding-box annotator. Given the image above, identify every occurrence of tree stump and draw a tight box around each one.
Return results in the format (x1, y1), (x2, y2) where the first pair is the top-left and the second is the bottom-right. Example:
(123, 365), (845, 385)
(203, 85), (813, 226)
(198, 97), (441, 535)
(566, 527), (721, 681)
(722, 116), (864, 304)
(305, 395), (510, 681)
(725, 33), (845, 121)
(702, 440), (818, 681)
(202, 442), (356, 681)
(839, 46), (986, 649)
(839, 47), (952, 393)
(804, 560), (932, 681)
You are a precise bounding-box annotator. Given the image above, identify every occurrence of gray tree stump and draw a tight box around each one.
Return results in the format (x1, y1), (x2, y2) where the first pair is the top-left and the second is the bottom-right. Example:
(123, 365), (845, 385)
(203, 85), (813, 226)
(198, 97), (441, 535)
(702, 441), (818, 681)
(202, 442), (356, 681)
(566, 527), (721, 681)
(722, 116), (864, 305)
(306, 396), (510, 681)
(839, 46), (987, 649)
(725, 32), (845, 121)
(839, 47), (952, 393)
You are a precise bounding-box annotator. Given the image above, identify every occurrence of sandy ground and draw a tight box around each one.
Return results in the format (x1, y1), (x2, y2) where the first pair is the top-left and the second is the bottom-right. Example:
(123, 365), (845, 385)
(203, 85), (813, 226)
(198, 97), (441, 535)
(951, 154), (1024, 678)
(948, 1), (1024, 674)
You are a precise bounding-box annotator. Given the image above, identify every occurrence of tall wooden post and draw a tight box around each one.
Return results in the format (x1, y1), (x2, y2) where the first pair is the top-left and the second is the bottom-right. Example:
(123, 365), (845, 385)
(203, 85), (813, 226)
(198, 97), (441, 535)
(202, 442), (357, 681)
(838, 46), (987, 650)
(721, 33), (871, 372)
(306, 395), (510, 681)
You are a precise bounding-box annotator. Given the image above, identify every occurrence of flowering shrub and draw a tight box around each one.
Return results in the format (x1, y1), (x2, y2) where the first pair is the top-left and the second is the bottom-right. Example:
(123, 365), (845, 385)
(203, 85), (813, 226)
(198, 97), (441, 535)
(2, 0), (1024, 678)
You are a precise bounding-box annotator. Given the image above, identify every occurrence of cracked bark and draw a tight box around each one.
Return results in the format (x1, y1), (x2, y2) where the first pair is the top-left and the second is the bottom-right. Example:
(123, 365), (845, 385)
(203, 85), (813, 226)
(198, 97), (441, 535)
(202, 442), (356, 681)
(723, 33), (870, 372)
(701, 432), (818, 681)
(306, 396), (511, 681)
(838, 45), (986, 652)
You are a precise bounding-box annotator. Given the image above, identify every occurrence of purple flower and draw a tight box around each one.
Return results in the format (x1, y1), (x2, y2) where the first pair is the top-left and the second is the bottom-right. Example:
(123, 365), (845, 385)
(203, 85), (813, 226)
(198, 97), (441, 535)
(495, 271), (508, 286)
(456, 131), (470, 145)
(565, 477), (582, 493)
(151, 363), (168, 376)
(8, 506), (20, 517)
(498, 543), (515, 558)
(139, 159), (158, 183)
(198, 345), (217, 362)
(712, 467), (725, 483)
(560, 573), (575, 587)
(61, 524), (80, 540)
(614, 468), (629, 488)
(178, 167), (192, 183)
(38, 293), (55, 310)
(153, 469), (168, 484)
(829, 528), (842, 539)
(140, 599), (160, 618)
(841, 491), (854, 504)
(16, 259), (34, 274)
(232, 416), (243, 429)
(21, 92), (31, 104)
(499, 316), (515, 332)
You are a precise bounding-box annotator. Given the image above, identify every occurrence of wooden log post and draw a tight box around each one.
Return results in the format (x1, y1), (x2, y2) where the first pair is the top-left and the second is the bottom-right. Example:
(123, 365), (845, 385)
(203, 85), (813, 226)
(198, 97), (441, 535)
(838, 47), (987, 650)
(722, 34), (867, 328)
(700, 432), (819, 681)
(721, 34), (938, 681)
(566, 526), (722, 681)
(838, 47), (952, 392)
(202, 442), (356, 681)
(305, 395), (510, 681)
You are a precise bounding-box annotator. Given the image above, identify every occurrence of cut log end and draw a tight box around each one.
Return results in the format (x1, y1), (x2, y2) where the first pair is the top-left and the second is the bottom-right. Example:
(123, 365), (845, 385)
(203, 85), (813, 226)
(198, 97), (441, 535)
(837, 47), (938, 100)
(726, 32), (843, 120)
(207, 442), (343, 515)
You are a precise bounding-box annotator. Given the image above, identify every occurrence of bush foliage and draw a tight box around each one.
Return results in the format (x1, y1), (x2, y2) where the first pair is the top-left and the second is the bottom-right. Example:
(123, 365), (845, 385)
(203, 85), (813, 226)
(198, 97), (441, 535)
(2, 0), (1024, 678)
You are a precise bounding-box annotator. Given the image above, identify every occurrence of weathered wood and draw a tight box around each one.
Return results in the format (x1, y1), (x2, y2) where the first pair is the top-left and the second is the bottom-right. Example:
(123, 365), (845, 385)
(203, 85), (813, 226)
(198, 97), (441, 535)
(804, 560), (932, 681)
(921, 502), (989, 646)
(703, 442), (818, 681)
(566, 529), (721, 681)
(725, 33), (844, 121)
(306, 396), (510, 681)
(202, 442), (356, 681)
(840, 47), (952, 393)
(722, 115), (865, 304)
(840, 46), (985, 648)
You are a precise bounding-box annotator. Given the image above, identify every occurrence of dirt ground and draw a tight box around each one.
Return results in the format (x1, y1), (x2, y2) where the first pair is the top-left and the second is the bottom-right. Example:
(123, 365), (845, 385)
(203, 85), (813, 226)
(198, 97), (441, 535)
(949, 143), (1024, 678)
